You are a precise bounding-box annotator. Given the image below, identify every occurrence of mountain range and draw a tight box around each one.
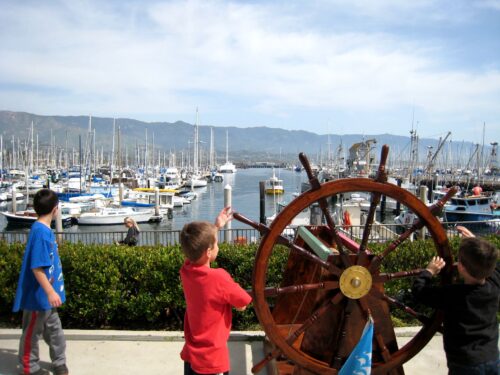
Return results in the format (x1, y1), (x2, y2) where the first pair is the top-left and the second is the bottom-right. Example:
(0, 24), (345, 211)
(0, 110), (487, 165)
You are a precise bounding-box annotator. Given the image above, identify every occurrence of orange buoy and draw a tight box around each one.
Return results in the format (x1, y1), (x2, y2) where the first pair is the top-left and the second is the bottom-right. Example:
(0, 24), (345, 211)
(234, 236), (247, 245)
(343, 210), (352, 229)
(472, 186), (483, 196)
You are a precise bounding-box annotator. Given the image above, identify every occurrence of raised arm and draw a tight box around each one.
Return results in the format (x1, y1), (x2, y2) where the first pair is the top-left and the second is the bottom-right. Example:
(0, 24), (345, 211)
(456, 225), (475, 238)
(215, 206), (233, 229)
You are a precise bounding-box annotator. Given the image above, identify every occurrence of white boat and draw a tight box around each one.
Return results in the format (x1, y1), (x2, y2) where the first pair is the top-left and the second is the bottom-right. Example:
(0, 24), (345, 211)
(77, 207), (154, 225)
(266, 201), (310, 237)
(0, 190), (24, 201)
(172, 195), (190, 207)
(218, 130), (237, 173)
(185, 174), (208, 188)
(121, 190), (174, 210)
(219, 162), (237, 173)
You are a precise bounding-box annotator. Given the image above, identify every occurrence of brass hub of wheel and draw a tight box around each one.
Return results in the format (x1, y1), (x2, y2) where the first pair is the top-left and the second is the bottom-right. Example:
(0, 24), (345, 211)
(339, 265), (372, 299)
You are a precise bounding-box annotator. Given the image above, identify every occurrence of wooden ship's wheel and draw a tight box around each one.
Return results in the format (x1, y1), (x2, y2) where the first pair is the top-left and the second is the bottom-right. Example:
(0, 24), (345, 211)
(234, 145), (457, 375)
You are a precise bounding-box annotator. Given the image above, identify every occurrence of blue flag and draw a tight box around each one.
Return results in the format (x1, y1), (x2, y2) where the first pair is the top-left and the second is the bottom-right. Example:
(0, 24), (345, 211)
(339, 317), (373, 375)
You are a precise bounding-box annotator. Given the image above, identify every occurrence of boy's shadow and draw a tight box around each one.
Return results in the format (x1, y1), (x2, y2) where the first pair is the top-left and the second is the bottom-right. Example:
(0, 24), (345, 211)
(0, 347), (51, 375)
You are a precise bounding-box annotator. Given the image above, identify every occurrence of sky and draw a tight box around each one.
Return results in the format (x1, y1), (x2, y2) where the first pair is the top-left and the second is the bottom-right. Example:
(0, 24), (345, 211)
(0, 0), (499, 143)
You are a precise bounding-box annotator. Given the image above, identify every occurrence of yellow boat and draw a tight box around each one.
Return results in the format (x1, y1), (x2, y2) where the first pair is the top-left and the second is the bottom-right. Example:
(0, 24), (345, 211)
(265, 172), (284, 195)
(133, 187), (178, 194)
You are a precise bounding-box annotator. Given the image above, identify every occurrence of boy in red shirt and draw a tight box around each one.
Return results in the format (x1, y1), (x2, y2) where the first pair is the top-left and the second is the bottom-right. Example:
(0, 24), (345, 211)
(180, 207), (252, 375)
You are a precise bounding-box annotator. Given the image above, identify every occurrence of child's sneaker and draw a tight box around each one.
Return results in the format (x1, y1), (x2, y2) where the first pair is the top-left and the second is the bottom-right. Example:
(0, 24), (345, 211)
(53, 364), (69, 375)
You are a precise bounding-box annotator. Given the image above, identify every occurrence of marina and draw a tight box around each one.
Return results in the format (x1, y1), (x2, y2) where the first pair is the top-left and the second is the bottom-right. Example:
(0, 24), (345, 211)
(0, 167), (497, 246)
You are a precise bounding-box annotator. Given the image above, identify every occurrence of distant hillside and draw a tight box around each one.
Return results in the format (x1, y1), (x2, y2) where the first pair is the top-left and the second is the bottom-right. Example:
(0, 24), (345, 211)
(0, 110), (485, 164)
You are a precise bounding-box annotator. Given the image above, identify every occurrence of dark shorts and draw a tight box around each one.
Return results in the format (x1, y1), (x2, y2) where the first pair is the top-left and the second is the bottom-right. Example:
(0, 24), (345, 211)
(184, 362), (229, 375)
(448, 359), (499, 375)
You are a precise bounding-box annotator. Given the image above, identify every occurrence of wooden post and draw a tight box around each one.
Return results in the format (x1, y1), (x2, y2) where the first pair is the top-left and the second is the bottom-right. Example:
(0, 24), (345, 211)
(11, 185), (17, 214)
(395, 178), (402, 215)
(55, 202), (63, 245)
(154, 187), (160, 216)
(380, 195), (386, 222)
(259, 181), (266, 224)
(419, 185), (428, 239)
(224, 184), (232, 243)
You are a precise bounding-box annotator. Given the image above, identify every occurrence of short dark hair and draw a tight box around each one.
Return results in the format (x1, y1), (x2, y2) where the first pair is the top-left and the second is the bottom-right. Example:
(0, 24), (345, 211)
(180, 221), (217, 262)
(459, 237), (498, 279)
(33, 189), (59, 216)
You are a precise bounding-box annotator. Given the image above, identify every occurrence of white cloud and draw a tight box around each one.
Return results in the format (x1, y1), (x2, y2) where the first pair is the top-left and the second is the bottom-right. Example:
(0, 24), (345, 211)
(0, 0), (499, 141)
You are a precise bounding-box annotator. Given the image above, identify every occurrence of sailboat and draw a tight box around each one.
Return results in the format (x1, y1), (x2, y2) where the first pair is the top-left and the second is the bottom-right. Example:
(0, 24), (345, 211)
(219, 130), (237, 173)
(185, 108), (208, 188)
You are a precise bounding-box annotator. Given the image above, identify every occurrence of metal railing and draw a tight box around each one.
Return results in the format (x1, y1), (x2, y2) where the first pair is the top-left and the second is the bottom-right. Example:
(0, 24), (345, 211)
(0, 221), (497, 246)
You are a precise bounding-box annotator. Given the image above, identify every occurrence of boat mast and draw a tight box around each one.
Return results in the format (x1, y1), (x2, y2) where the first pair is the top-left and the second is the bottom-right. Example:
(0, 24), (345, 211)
(193, 108), (199, 174)
(30, 121), (34, 174)
(210, 127), (214, 169)
(12, 135), (15, 170)
(225, 129), (229, 164)
(111, 119), (115, 181)
(145, 128), (148, 179)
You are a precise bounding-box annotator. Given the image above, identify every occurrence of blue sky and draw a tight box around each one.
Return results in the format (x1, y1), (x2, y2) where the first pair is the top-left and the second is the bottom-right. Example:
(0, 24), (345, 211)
(0, 0), (499, 143)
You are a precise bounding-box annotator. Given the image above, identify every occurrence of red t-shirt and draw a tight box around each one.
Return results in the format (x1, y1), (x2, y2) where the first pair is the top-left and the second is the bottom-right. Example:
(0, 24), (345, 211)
(180, 260), (252, 374)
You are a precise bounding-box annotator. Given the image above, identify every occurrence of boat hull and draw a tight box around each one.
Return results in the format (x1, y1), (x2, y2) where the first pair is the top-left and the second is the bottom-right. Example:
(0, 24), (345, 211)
(1, 211), (74, 227)
(77, 210), (153, 225)
(265, 189), (284, 195)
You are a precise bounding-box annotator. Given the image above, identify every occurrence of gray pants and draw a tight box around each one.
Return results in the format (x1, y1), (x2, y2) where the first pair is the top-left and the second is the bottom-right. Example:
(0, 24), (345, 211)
(18, 309), (66, 374)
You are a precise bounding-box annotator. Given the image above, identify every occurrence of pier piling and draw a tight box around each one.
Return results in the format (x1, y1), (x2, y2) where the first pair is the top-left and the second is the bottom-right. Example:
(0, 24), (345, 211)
(259, 181), (266, 224)
(224, 184), (232, 243)
(56, 202), (63, 244)
(11, 186), (17, 214)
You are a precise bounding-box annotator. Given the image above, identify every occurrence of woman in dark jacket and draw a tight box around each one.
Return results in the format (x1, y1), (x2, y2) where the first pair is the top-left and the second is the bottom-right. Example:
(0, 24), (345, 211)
(119, 216), (140, 246)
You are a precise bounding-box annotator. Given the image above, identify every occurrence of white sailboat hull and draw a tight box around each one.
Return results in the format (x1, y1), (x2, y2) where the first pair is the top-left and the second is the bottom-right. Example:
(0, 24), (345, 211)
(77, 208), (153, 225)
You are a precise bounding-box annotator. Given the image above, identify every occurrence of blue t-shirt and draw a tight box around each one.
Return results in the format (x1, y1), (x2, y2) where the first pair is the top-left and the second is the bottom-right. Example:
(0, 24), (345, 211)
(13, 221), (66, 312)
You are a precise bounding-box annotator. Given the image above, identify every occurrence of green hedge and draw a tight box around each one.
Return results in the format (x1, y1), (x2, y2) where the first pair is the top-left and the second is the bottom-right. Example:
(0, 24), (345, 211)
(0, 235), (498, 330)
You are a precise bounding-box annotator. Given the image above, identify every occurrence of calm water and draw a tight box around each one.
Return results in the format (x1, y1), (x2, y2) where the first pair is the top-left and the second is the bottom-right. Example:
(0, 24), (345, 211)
(0, 168), (306, 232)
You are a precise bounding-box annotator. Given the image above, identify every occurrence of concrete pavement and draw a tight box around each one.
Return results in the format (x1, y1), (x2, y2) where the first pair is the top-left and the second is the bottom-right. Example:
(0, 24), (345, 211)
(0, 328), (447, 375)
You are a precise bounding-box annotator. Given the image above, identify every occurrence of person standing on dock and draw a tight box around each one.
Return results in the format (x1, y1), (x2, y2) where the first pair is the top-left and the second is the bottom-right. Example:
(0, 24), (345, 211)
(12, 189), (69, 375)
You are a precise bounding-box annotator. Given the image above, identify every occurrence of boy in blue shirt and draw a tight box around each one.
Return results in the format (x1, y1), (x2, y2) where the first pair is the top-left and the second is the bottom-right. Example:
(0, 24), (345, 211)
(13, 189), (69, 375)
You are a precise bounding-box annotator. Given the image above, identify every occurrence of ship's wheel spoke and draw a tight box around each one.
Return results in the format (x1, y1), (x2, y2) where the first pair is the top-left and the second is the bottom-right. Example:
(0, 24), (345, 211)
(259, 281), (339, 298)
(299, 152), (352, 268)
(374, 331), (392, 363)
(331, 299), (356, 370)
(369, 187), (457, 272)
(358, 145), (389, 263)
(372, 268), (425, 283)
(251, 348), (282, 374)
(381, 293), (433, 326)
(286, 292), (344, 347)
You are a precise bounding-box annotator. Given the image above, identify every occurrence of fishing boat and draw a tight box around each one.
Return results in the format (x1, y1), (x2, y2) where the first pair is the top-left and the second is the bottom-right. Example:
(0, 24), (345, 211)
(265, 170), (284, 195)
(77, 207), (155, 225)
(442, 193), (499, 222)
